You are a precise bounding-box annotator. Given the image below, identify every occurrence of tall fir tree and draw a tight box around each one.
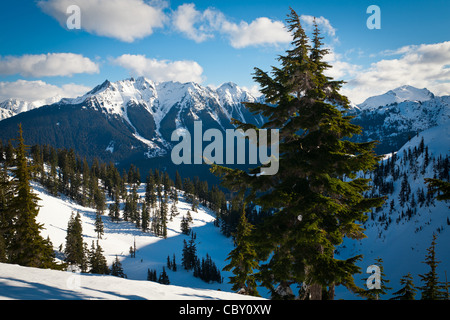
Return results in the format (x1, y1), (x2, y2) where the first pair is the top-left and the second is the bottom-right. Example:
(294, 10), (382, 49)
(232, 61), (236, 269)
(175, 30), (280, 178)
(211, 9), (384, 299)
(7, 124), (56, 268)
(419, 233), (446, 300)
(65, 211), (85, 268)
(223, 207), (260, 296)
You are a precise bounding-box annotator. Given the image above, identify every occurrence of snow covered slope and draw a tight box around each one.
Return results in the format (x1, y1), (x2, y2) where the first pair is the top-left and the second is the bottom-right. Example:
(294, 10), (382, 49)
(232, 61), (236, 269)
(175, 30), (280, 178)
(0, 262), (262, 300)
(337, 123), (450, 299)
(0, 178), (264, 300)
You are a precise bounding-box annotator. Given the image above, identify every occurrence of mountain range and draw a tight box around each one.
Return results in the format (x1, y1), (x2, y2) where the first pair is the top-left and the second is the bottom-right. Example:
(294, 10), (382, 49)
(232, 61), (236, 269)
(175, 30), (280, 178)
(0, 78), (448, 178)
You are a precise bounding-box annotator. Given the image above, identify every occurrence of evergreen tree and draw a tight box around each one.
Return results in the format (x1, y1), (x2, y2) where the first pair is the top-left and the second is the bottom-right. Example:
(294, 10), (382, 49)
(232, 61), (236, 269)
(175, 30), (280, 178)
(147, 268), (157, 281)
(223, 207), (260, 296)
(158, 266), (170, 285)
(180, 215), (191, 235)
(425, 178), (450, 201)
(7, 124), (57, 268)
(390, 273), (417, 300)
(172, 253), (177, 272)
(88, 240), (109, 275)
(64, 211), (85, 267)
(110, 255), (126, 278)
(141, 200), (150, 232)
(419, 233), (446, 300)
(358, 257), (391, 300)
(94, 209), (104, 239)
(211, 9), (384, 299)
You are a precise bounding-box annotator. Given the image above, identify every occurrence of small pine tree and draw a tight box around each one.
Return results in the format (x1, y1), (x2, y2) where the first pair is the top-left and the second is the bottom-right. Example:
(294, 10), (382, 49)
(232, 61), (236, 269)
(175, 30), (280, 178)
(180, 215), (191, 235)
(94, 210), (104, 239)
(419, 233), (446, 300)
(359, 257), (391, 300)
(158, 266), (170, 285)
(172, 253), (177, 272)
(223, 207), (260, 296)
(110, 255), (126, 278)
(88, 240), (109, 275)
(390, 273), (417, 300)
(65, 211), (85, 268)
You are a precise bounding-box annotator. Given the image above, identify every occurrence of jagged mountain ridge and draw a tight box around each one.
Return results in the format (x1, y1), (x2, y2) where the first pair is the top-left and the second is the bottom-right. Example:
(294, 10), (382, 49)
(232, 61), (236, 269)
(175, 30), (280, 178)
(357, 85), (436, 111)
(0, 81), (448, 169)
(0, 77), (265, 168)
(351, 94), (450, 154)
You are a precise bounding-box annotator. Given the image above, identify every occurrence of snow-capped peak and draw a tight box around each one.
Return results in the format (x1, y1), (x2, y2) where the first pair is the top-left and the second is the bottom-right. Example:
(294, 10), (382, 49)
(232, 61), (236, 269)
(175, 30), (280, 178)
(0, 95), (63, 120)
(358, 85), (435, 110)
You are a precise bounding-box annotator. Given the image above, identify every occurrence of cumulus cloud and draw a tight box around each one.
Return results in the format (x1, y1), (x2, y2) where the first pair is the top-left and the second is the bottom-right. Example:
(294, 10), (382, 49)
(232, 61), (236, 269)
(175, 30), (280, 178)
(112, 54), (204, 83)
(172, 3), (215, 43)
(0, 80), (91, 102)
(38, 0), (167, 42)
(342, 41), (450, 104)
(0, 53), (99, 77)
(172, 4), (291, 48)
(300, 15), (337, 39)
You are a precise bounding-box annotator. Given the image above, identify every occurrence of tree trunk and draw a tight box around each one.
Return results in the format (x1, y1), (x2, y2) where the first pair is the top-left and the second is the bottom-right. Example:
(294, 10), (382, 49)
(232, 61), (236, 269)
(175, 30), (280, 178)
(310, 283), (322, 300)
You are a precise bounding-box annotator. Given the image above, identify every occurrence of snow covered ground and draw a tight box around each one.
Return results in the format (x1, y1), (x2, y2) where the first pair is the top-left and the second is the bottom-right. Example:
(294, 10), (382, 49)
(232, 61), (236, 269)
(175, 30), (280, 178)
(0, 262), (263, 300)
(0, 180), (265, 300)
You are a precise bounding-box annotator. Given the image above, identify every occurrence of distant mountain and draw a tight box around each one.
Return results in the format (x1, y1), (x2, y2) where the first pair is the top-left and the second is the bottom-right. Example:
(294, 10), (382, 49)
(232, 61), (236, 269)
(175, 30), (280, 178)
(1, 81), (448, 176)
(357, 85), (435, 111)
(0, 95), (62, 121)
(351, 87), (450, 154)
(0, 77), (265, 181)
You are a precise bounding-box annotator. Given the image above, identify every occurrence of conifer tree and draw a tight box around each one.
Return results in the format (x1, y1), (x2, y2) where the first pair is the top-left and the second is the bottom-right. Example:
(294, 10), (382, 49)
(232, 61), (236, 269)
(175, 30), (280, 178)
(8, 124), (56, 268)
(158, 266), (170, 285)
(390, 273), (417, 300)
(211, 9), (384, 299)
(358, 257), (391, 300)
(94, 209), (104, 239)
(88, 240), (109, 275)
(223, 207), (260, 296)
(65, 211), (85, 267)
(110, 255), (126, 278)
(419, 233), (446, 300)
(180, 215), (191, 235)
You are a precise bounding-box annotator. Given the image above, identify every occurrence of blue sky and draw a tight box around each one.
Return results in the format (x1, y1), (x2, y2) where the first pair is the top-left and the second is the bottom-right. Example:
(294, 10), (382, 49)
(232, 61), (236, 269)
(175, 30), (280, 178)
(0, 0), (449, 104)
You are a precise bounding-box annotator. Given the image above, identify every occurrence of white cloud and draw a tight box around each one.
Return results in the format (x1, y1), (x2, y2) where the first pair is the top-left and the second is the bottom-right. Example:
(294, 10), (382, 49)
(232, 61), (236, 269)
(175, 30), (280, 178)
(172, 3), (214, 43)
(0, 80), (91, 102)
(0, 53), (99, 77)
(38, 0), (167, 42)
(112, 54), (204, 83)
(300, 15), (337, 39)
(342, 41), (450, 104)
(171, 4), (291, 48)
(222, 17), (291, 49)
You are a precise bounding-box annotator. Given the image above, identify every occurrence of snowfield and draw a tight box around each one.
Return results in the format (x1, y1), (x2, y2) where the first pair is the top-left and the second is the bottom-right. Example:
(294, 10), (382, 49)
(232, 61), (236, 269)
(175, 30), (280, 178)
(0, 180), (265, 300)
(0, 262), (263, 300)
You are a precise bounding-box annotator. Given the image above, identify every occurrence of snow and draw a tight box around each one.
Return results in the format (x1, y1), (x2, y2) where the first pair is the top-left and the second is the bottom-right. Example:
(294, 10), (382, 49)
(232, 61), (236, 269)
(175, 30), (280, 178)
(0, 263), (262, 300)
(0, 95), (62, 120)
(336, 123), (450, 299)
(0, 179), (266, 300)
(358, 85), (435, 110)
